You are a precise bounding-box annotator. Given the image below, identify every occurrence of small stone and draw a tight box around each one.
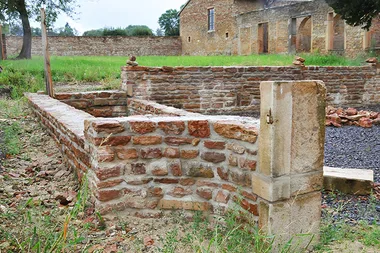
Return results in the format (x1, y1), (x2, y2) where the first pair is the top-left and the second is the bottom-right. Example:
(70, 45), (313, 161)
(201, 152), (226, 163)
(188, 120), (210, 138)
(196, 188), (213, 200)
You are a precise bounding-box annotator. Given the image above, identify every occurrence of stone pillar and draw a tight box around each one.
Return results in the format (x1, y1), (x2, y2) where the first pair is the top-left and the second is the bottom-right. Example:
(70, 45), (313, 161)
(253, 80), (326, 250)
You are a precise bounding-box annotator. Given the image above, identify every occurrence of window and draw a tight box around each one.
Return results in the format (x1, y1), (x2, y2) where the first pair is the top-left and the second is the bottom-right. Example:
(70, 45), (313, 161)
(188, 36), (191, 42)
(208, 8), (215, 31)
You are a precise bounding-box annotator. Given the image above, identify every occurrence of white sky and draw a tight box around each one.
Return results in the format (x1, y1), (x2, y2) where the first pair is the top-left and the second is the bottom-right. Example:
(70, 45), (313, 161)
(32, 0), (188, 35)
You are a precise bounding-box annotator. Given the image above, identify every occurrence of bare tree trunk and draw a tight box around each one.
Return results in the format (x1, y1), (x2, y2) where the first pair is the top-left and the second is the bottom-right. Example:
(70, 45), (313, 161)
(16, 0), (32, 59)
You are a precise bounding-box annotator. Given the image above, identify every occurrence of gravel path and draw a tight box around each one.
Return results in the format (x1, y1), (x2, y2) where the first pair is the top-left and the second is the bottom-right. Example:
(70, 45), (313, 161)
(324, 126), (380, 183)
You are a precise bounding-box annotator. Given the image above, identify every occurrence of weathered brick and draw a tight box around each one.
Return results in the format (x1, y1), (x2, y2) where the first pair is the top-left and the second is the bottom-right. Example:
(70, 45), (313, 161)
(180, 149), (199, 159)
(215, 190), (230, 204)
(130, 121), (156, 134)
(241, 191), (258, 201)
(152, 167), (169, 176)
(154, 178), (180, 184)
(164, 137), (193, 146)
(226, 143), (246, 154)
(188, 120), (210, 138)
(228, 154), (238, 166)
(168, 186), (193, 198)
(97, 146), (115, 162)
(213, 122), (258, 143)
(217, 167), (229, 181)
(239, 158), (257, 171)
(95, 165), (122, 180)
(201, 152), (226, 163)
(140, 148), (162, 159)
(94, 136), (131, 146)
(204, 141), (226, 150)
(92, 120), (125, 134)
(133, 136), (162, 145)
(115, 147), (138, 160)
(131, 163), (146, 175)
(97, 189), (122, 202)
(179, 178), (196, 186)
(187, 165), (214, 178)
(196, 180), (220, 188)
(148, 187), (164, 197)
(163, 147), (180, 158)
(158, 121), (186, 135)
(222, 184), (237, 192)
(196, 188), (213, 200)
(158, 199), (211, 211)
(230, 171), (251, 187)
(234, 197), (259, 216)
(126, 177), (153, 185)
(169, 162), (182, 176)
(97, 179), (124, 189)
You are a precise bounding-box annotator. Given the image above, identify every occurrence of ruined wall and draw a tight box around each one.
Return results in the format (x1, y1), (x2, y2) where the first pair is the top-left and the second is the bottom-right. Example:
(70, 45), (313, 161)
(26, 93), (92, 181)
(121, 65), (380, 114)
(6, 36), (182, 56)
(55, 90), (128, 117)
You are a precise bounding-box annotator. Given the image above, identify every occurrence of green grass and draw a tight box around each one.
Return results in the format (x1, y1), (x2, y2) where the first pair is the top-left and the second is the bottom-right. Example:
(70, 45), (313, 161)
(0, 54), (369, 98)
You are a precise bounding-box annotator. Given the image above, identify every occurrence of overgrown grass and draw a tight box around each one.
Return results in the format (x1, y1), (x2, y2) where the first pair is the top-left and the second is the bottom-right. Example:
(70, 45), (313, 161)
(0, 53), (368, 98)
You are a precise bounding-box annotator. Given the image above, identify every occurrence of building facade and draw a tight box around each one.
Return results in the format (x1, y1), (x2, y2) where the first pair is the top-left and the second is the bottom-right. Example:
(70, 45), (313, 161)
(179, 0), (380, 56)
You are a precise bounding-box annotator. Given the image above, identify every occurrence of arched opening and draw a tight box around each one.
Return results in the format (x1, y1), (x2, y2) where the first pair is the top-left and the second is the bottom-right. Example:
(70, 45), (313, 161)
(296, 16), (312, 52)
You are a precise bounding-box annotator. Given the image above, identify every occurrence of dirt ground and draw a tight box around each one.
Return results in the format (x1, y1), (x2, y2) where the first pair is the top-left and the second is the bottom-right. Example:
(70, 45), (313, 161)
(0, 100), (379, 253)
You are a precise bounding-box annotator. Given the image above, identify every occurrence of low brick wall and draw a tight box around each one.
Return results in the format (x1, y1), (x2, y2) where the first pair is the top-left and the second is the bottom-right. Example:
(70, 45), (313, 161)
(6, 36), (182, 56)
(26, 93), (93, 180)
(55, 90), (128, 117)
(27, 80), (326, 249)
(121, 65), (380, 113)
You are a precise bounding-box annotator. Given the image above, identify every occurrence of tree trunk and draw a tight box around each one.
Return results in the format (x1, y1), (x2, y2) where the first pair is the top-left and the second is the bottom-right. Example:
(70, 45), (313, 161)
(16, 0), (32, 59)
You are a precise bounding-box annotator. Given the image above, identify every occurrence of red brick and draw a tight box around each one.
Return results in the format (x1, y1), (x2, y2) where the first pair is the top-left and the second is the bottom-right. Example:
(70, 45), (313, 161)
(179, 178), (196, 186)
(94, 136), (131, 146)
(154, 178), (180, 184)
(241, 191), (257, 202)
(196, 180), (220, 188)
(97, 146), (115, 162)
(163, 147), (180, 158)
(196, 188), (213, 200)
(168, 186), (192, 198)
(215, 190), (230, 204)
(126, 178), (153, 185)
(140, 148), (162, 159)
(131, 163), (146, 175)
(133, 136), (162, 145)
(115, 147), (138, 160)
(97, 189), (122, 202)
(97, 179), (124, 189)
(180, 150), (199, 159)
(222, 184), (237, 192)
(188, 120), (210, 138)
(213, 122), (258, 143)
(158, 121), (185, 135)
(217, 167), (229, 181)
(148, 187), (164, 197)
(204, 141), (226, 150)
(201, 152), (226, 163)
(130, 121), (156, 134)
(95, 165), (122, 180)
(235, 197), (259, 216)
(169, 162), (182, 176)
(92, 120), (125, 134)
(152, 167), (169, 176)
(55, 93), (72, 100)
(164, 137), (193, 146)
(187, 165), (214, 178)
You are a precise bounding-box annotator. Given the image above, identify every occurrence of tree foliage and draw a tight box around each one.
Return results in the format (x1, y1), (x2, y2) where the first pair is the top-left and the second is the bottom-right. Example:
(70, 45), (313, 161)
(325, 0), (380, 30)
(158, 9), (179, 36)
(0, 0), (78, 59)
(83, 25), (153, 36)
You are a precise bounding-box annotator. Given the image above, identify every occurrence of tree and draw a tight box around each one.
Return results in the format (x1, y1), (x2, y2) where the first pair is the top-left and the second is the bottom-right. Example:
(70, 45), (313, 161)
(31, 27), (41, 36)
(155, 28), (163, 36)
(158, 9), (179, 36)
(55, 22), (77, 36)
(0, 0), (78, 59)
(325, 0), (380, 30)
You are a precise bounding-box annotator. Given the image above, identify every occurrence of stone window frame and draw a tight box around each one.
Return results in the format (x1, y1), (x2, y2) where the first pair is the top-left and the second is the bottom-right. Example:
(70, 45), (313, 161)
(208, 7), (215, 32)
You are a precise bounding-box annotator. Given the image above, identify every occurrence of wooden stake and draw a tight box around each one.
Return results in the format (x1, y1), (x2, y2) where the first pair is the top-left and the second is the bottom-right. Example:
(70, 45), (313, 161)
(0, 25), (5, 60)
(41, 8), (54, 97)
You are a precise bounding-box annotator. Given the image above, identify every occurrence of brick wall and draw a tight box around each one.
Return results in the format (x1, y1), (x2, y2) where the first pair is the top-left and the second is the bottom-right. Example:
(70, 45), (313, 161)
(6, 36), (182, 56)
(121, 65), (380, 114)
(26, 93), (93, 181)
(55, 90), (128, 117)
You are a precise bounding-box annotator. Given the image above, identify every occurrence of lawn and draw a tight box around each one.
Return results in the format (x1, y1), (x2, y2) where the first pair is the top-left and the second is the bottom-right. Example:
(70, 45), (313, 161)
(0, 54), (368, 98)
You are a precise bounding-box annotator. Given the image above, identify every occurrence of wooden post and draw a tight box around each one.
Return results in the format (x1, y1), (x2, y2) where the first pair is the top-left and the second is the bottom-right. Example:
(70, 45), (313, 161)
(41, 8), (54, 97)
(0, 25), (5, 60)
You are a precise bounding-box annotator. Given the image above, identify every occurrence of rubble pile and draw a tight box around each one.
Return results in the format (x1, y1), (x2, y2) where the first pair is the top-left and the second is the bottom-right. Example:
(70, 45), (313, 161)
(326, 106), (380, 128)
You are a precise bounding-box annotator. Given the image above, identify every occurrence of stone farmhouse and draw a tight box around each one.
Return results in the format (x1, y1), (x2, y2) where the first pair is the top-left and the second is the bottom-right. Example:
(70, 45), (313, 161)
(179, 0), (380, 56)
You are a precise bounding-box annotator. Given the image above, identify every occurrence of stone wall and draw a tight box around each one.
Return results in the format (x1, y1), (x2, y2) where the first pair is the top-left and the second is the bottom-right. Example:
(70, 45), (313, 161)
(26, 80), (326, 249)
(121, 65), (380, 114)
(6, 36), (182, 56)
(55, 90), (128, 117)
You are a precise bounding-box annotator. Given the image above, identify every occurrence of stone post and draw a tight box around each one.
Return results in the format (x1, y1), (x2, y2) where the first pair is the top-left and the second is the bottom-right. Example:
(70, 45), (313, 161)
(253, 80), (326, 250)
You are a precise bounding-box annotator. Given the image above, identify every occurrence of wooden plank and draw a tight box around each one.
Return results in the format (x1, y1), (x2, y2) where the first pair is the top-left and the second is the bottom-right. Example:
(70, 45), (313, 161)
(0, 25), (5, 60)
(41, 8), (54, 97)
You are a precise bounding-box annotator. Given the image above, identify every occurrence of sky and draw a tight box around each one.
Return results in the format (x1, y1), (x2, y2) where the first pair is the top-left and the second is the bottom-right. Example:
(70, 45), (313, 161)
(32, 0), (188, 35)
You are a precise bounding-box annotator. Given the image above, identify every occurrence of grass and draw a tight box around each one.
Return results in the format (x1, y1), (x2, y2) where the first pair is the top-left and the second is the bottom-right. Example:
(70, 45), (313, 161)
(0, 53), (368, 98)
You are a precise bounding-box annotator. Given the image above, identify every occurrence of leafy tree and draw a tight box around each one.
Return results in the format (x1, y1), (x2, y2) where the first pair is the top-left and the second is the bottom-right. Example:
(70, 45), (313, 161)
(55, 22), (77, 36)
(155, 28), (163, 36)
(102, 27), (127, 36)
(82, 25), (153, 36)
(9, 23), (23, 35)
(325, 0), (380, 30)
(125, 25), (152, 36)
(0, 0), (78, 59)
(82, 28), (104, 36)
(31, 27), (41, 36)
(158, 9), (179, 36)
